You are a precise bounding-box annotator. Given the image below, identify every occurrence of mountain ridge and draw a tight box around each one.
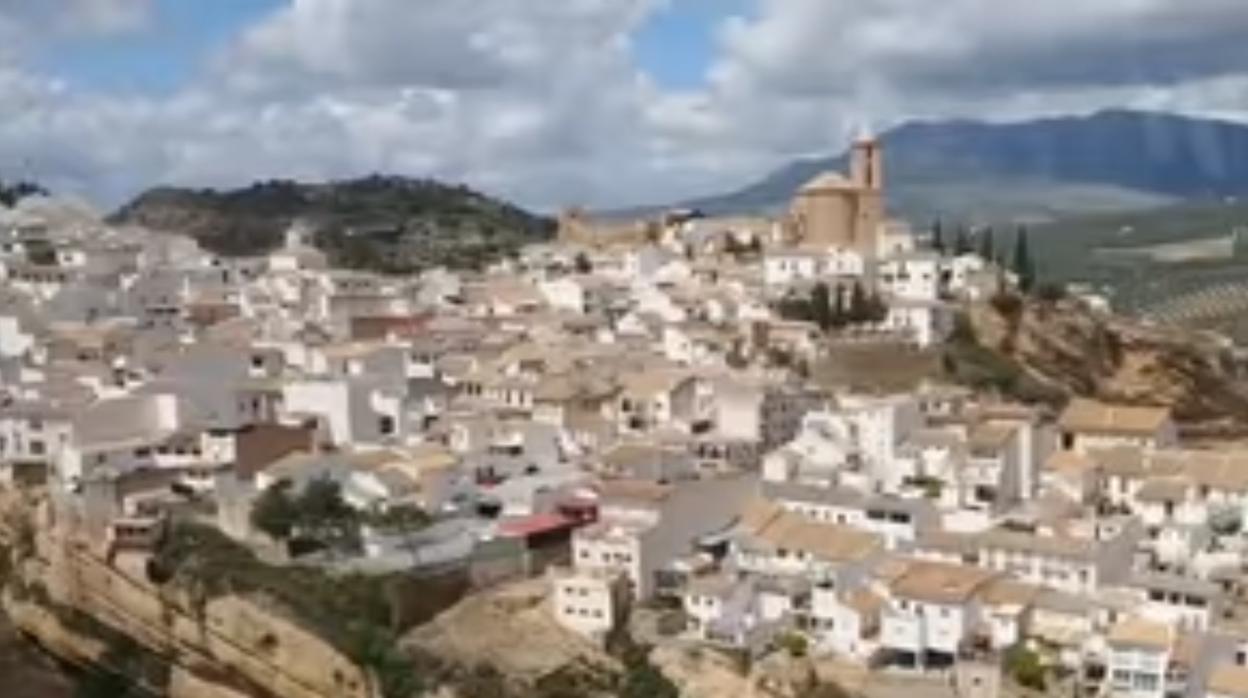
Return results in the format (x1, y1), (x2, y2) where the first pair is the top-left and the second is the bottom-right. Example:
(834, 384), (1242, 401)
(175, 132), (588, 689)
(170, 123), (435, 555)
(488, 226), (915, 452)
(633, 109), (1248, 223)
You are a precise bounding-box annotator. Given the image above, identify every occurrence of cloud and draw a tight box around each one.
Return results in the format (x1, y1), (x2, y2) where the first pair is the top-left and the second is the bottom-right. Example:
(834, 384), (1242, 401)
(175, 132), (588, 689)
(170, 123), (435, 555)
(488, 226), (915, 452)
(0, 0), (152, 41)
(2, 0), (1248, 213)
(713, 0), (1248, 100)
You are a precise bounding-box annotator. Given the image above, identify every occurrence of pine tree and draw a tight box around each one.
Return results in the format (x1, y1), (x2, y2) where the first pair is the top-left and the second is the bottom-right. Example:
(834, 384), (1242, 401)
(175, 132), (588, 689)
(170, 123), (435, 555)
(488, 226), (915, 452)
(811, 282), (833, 331)
(867, 290), (889, 323)
(978, 227), (995, 262)
(931, 220), (945, 254)
(1013, 226), (1035, 292)
(831, 285), (848, 328)
(848, 281), (870, 324)
(953, 226), (972, 256)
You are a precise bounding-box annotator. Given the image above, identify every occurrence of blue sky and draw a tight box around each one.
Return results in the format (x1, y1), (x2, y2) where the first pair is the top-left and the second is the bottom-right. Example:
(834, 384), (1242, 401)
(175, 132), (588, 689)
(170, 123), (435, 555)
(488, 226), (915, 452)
(2, 0), (1246, 208)
(36, 0), (283, 94)
(633, 0), (749, 89)
(37, 0), (743, 95)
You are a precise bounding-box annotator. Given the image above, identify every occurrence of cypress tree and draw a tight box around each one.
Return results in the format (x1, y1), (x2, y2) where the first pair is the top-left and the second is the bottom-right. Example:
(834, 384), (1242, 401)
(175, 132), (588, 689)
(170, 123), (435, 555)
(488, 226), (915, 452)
(831, 284), (848, 328)
(811, 282), (833, 331)
(849, 281), (870, 324)
(953, 226), (972, 256)
(1013, 226), (1035, 292)
(978, 227), (995, 262)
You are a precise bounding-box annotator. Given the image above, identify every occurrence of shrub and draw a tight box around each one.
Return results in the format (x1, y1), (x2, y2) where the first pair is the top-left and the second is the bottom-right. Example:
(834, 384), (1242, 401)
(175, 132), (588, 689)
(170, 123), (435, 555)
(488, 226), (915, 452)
(1005, 644), (1047, 691)
(778, 632), (809, 658)
(990, 292), (1024, 319)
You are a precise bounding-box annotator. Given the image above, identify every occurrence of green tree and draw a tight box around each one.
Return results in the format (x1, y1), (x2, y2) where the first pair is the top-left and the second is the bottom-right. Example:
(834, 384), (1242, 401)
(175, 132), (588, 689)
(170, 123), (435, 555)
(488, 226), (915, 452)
(297, 477), (360, 551)
(1013, 226), (1035, 292)
(618, 657), (678, 698)
(0, 181), (46, 208)
(830, 284), (848, 328)
(810, 282), (833, 331)
(778, 632), (808, 658)
(953, 226), (972, 256)
(251, 481), (298, 540)
(866, 290), (888, 323)
(978, 227), (995, 262)
(574, 252), (593, 274)
(848, 281), (870, 324)
(1004, 644), (1047, 690)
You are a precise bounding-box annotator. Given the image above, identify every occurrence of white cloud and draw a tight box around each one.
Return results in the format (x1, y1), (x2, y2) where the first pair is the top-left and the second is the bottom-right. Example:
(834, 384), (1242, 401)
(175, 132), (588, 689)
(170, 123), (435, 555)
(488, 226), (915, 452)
(1, 0), (1248, 212)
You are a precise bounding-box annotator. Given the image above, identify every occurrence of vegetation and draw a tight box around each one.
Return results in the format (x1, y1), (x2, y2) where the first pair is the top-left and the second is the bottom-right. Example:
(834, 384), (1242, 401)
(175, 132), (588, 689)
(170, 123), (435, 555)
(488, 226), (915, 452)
(978, 227), (995, 262)
(776, 281), (887, 331)
(147, 522), (470, 698)
(0, 180), (47, 208)
(1004, 643), (1047, 691)
(941, 312), (1064, 407)
(574, 252), (593, 274)
(1012, 226), (1036, 293)
(250, 477), (362, 554)
(109, 175), (555, 274)
(953, 225), (972, 256)
(777, 632), (809, 658)
(902, 475), (944, 499)
(606, 626), (679, 698)
(797, 681), (854, 698)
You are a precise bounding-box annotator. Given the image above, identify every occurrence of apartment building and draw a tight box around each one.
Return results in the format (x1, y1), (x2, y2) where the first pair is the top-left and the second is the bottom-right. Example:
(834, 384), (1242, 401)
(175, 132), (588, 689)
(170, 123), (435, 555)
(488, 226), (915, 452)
(879, 560), (998, 669)
(1105, 617), (1176, 698)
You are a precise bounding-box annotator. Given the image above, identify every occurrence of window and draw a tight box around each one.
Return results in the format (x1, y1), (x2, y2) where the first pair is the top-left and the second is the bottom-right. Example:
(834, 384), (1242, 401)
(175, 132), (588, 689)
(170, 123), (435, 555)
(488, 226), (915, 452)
(1132, 673), (1159, 692)
(379, 415), (396, 435)
(29, 440), (44, 456)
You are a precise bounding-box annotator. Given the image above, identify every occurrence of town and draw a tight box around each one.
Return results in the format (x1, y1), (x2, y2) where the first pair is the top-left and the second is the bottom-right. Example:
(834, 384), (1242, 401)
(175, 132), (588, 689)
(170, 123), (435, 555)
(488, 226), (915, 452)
(0, 137), (1246, 698)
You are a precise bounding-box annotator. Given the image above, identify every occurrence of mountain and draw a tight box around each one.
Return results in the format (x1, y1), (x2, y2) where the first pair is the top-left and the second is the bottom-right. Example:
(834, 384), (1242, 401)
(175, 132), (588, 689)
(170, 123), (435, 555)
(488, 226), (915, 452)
(662, 109), (1248, 222)
(110, 175), (555, 273)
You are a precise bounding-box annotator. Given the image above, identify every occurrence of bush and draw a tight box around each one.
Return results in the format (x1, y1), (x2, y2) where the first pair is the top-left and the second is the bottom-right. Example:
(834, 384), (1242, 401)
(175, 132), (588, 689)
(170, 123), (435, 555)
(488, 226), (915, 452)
(1005, 644), (1047, 691)
(990, 292), (1024, 319)
(777, 632), (809, 658)
(250, 477), (361, 553)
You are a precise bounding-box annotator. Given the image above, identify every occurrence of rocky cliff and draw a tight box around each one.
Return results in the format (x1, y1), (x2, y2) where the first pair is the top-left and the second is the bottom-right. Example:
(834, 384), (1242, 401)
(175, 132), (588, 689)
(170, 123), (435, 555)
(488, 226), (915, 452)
(955, 294), (1248, 438)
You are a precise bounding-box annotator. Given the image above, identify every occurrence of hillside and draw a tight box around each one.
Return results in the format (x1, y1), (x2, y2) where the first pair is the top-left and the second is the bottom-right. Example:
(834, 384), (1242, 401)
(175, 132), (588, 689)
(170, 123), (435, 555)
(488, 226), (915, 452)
(949, 295), (1248, 440)
(1026, 199), (1248, 316)
(646, 109), (1248, 222)
(110, 175), (555, 273)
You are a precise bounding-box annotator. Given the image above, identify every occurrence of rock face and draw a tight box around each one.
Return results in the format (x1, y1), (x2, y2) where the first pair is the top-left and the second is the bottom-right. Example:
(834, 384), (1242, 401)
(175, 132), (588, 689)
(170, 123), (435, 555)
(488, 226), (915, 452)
(967, 296), (1248, 438)
(0, 612), (77, 698)
(2, 509), (378, 698)
(110, 175), (555, 273)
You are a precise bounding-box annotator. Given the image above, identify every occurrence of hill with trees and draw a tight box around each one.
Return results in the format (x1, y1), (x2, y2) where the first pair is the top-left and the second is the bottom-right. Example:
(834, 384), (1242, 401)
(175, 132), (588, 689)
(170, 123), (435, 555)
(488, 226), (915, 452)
(110, 175), (555, 273)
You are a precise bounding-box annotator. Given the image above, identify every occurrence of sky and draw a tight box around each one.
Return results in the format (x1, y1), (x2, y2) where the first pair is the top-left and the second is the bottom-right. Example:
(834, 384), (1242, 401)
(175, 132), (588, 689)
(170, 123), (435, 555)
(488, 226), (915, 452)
(6, 0), (1248, 210)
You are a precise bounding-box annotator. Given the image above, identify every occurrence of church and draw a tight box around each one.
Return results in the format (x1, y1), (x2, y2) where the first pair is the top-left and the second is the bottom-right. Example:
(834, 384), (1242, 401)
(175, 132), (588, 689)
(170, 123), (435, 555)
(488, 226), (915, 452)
(786, 137), (887, 256)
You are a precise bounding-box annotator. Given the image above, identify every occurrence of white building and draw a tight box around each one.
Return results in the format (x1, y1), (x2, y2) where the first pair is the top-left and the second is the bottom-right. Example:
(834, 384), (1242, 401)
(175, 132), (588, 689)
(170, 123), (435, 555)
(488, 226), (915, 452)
(1058, 399), (1177, 455)
(1105, 617), (1175, 698)
(552, 568), (630, 640)
(879, 560), (998, 669)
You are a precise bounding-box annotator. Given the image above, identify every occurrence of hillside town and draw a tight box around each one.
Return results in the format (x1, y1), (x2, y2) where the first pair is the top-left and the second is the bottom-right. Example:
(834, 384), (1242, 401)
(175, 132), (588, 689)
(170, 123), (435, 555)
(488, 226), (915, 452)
(1, 138), (1248, 698)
